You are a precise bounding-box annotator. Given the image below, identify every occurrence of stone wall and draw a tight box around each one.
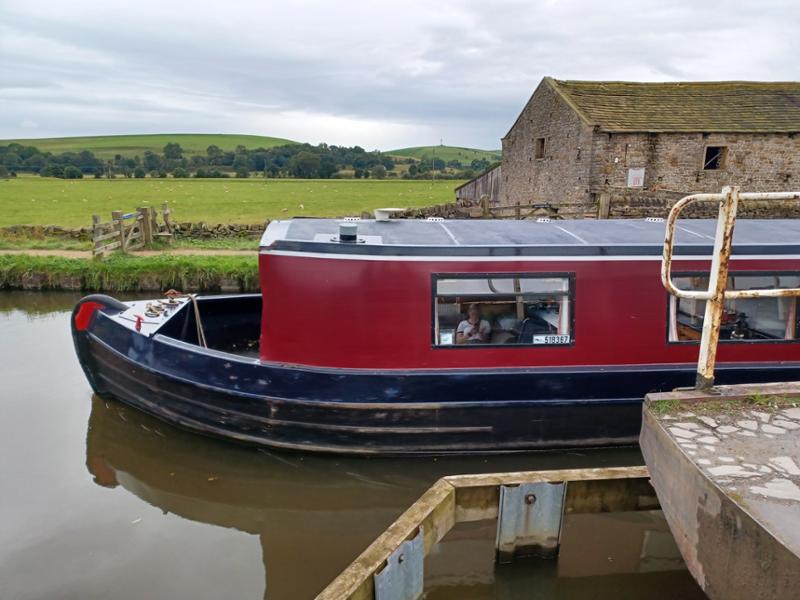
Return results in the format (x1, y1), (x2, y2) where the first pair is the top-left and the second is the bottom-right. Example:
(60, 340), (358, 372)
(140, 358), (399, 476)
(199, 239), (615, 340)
(394, 203), (470, 219)
(590, 131), (800, 193)
(501, 79), (595, 218)
(1, 225), (93, 241)
(604, 188), (800, 219)
(171, 222), (266, 238)
(1, 222), (268, 241)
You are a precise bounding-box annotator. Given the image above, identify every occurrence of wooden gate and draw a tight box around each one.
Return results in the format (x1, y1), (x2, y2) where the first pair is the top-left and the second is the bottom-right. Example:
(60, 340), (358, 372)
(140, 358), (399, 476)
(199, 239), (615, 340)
(92, 203), (174, 258)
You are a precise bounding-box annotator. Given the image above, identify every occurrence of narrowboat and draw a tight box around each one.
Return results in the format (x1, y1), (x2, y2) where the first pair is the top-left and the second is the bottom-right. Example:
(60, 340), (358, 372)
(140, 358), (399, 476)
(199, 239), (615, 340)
(72, 217), (800, 455)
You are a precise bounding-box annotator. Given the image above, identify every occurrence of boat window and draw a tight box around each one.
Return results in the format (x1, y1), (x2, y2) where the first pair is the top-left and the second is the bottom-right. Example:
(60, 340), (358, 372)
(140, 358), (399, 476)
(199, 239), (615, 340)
(434, 274), (572, 347)
(668, 274), (800, 343)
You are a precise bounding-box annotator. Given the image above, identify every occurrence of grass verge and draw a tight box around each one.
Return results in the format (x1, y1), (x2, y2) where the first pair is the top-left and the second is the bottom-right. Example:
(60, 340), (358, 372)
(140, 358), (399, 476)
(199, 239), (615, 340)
(649, 394), (800, 418)
(0, 232), (91, 251)
(0, 254), (259, 293)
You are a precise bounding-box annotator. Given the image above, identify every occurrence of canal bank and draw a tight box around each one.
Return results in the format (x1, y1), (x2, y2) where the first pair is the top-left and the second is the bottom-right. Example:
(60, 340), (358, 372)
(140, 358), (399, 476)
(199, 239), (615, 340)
(0, 291), (703, 599)
(642, 384), (800, 600)
(0, 253), (259, 292)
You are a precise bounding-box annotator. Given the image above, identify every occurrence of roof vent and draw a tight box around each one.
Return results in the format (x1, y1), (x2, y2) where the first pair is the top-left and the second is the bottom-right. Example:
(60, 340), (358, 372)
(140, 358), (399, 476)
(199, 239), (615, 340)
(339, 222), (358, 242)
(536, 217), (551, 223)
(426, 217), (444, 222)
(645, 217), (665, 223)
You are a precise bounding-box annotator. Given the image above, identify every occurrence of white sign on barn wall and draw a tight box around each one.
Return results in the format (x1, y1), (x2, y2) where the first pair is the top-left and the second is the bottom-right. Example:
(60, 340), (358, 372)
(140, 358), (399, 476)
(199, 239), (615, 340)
(627, 168), (645, 187)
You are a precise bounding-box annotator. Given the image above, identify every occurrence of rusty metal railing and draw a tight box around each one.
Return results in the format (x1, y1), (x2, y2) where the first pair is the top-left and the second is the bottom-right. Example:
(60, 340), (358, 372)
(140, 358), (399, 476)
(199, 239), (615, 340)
(661, 186), (800, 390)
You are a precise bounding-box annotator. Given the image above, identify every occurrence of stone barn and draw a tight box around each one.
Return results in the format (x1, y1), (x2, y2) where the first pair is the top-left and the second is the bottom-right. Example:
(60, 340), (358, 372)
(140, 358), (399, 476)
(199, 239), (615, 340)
(492, 77), (800, 219)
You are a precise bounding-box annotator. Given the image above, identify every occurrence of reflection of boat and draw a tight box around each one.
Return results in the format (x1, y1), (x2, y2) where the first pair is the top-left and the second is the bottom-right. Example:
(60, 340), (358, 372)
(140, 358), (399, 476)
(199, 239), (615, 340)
(84, 396), (437, 599)
(85, 397), (696, 599)
(73, 218), (800, 454)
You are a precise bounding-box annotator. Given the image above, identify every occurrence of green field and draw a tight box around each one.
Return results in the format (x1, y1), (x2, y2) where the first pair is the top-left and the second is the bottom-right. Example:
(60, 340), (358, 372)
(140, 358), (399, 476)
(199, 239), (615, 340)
(388, 145), (501, 163)
(0, 133), (298, 158)
(0, 177), (463, 227)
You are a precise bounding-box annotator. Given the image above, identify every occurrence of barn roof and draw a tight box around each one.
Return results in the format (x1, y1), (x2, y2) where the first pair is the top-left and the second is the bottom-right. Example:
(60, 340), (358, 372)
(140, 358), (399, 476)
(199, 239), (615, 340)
(547, 78), (800, 133)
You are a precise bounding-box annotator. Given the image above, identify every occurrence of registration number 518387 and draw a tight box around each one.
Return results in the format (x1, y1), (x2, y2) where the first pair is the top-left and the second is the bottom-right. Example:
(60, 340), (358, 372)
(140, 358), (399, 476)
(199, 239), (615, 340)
(533, 334), (571, 345)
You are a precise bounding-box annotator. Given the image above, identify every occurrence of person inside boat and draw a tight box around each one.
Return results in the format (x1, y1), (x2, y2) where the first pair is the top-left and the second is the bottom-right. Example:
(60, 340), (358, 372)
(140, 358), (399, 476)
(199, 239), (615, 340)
(456, 303), (491, 344)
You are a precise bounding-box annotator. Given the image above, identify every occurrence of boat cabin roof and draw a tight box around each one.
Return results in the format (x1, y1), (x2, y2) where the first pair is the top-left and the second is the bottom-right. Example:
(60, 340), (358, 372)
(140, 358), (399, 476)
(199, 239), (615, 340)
(260, 218), (800, 257)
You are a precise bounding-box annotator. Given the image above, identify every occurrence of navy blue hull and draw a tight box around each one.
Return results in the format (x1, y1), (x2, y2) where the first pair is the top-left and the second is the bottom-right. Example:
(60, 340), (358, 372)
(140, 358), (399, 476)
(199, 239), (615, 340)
(72, 302), (800, 455)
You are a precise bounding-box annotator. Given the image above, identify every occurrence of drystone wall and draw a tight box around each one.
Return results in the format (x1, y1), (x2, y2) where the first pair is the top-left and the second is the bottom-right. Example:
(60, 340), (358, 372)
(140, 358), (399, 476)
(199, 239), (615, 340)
(1, 222), (268, 241)
(171, 222), (266, 238)
(603, 188), (800, 219)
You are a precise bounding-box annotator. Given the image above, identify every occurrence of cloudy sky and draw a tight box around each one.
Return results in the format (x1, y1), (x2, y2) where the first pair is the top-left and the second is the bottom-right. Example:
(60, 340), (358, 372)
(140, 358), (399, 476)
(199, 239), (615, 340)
(1, 0), (797, 150)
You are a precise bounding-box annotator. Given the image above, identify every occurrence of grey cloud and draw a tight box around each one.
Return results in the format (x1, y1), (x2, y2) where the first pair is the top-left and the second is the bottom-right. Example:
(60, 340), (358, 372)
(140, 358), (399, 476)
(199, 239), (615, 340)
(1, 0), (798, 148)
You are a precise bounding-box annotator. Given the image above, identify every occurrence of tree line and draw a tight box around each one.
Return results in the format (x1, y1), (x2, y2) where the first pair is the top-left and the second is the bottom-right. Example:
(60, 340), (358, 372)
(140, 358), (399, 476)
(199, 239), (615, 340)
(0, 141), (494, 181)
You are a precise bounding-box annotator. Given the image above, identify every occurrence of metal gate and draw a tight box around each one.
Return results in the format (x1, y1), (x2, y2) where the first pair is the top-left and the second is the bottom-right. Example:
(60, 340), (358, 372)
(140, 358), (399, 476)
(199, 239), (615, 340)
(661, 186), (800, 389)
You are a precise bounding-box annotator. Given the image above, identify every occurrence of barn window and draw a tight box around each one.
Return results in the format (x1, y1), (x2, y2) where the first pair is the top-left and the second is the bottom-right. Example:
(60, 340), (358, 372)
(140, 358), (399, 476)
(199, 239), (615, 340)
(535, 138), (546, 159)
(668, 273), (800, 343)
(703, 146), (726, 170)
(433, 273), (573, 347)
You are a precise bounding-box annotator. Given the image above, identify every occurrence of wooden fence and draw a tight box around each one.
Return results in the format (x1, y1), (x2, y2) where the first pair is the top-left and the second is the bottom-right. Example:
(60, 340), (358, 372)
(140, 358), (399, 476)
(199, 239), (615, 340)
(474, 195), (560, 220)
(92, 203), (174, 258)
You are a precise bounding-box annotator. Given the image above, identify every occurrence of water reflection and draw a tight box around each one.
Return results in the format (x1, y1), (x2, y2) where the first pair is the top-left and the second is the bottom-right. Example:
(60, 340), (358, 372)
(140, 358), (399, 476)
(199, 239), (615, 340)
(85, 396), (702, 599)
(0, 291), (86, 315)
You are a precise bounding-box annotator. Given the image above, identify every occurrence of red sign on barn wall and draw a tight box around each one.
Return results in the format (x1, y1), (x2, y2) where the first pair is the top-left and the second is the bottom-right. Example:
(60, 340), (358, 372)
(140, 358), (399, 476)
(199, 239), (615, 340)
(627, 168), (645, 187)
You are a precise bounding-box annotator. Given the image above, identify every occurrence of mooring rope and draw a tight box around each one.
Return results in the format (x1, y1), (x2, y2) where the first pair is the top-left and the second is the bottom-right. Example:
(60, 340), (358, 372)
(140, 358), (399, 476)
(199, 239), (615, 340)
(164, 289), (207, 348)
(188, 294), (208, 348)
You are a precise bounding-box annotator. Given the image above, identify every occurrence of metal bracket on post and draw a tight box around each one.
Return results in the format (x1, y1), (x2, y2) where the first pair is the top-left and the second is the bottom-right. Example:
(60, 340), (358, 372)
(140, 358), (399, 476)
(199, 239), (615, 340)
(374, 526), (424, 600)
(495, 481), (566, 564)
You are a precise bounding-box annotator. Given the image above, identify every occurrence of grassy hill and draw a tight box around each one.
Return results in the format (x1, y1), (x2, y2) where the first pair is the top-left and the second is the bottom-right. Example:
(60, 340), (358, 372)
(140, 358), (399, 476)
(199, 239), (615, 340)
(1, 135), (501, 165)
(388, 145), (501, 163)
(0, 134), (298, 158)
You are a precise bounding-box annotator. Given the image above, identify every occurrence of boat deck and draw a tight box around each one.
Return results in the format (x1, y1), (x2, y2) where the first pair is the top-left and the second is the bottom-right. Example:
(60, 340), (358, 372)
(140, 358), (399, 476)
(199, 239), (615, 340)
(107, 297), (192, 336)
(103, 295), (262, 357)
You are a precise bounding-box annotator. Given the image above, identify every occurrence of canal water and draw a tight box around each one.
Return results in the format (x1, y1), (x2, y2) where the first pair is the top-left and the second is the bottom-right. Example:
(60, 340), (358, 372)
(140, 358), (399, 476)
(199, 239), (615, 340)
(0, 292), (705, 600)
